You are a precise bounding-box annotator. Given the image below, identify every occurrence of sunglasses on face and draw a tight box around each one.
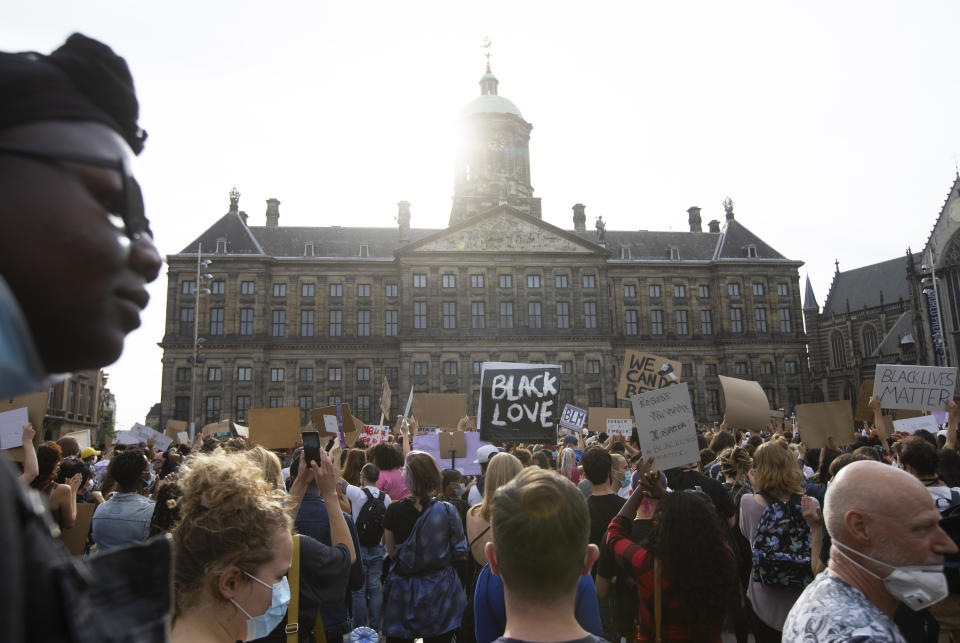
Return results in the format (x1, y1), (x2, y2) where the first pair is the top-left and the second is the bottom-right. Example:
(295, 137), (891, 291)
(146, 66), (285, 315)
(0, 141), (151, 240)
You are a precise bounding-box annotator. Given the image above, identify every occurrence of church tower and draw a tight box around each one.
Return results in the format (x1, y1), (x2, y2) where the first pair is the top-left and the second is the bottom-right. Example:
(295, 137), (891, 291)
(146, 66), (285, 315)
(450, 57), (541, 226)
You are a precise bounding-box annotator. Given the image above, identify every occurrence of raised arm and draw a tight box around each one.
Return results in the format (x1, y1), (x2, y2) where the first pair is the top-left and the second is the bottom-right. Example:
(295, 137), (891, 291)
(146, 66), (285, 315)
(868, 396), (892, 454)
(946, 398), (959, 452)
(801, 495), (825, 576)
(312, 449), (356, 564)
(18, 424), (38, 484)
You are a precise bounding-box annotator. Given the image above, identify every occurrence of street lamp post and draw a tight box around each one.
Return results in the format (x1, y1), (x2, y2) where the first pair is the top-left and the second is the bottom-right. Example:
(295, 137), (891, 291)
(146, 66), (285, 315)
(188, 242), (212, 441)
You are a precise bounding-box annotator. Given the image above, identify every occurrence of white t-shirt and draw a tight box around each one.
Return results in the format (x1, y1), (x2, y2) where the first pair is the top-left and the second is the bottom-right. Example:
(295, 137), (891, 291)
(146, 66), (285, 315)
(345, 484), (391, 524)
(468, 484), (483, 507)
(928, 486), (960, 511)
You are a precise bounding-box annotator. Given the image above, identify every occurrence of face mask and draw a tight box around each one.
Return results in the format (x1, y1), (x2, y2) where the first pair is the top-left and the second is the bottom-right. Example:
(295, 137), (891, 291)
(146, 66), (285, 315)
(458, 483), (466, 496)
(833, 539), (948, 610)
(620, 471), (632, 489)
(230, 573), (291, 641)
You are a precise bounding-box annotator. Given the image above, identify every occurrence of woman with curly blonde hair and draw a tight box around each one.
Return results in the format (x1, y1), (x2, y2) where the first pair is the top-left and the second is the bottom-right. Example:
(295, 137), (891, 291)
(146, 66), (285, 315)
(171, 449), (310, 643)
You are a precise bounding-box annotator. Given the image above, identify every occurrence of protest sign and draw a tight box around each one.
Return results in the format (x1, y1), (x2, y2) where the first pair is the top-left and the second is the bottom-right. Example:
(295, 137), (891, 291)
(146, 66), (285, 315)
(719, 376), (770, 431)
(606, 418), (633, 438)
(249, 407), (301, 449)
(796, 401), (855, 449)
(165, 419), (187, 441)
(617, 350), (682, 400)
(854, 380), (874, 422)
(63, 429), (91, 450)
(630, 384), (699, 471)
(380, 376), (392, 419)
(359, 424), (390, 446)
(0, 392), (46, 462)
(873, 364), (957, 411)
(588, 407), (631, 432)
(893, 408), (923, 421)
(559, 404), (588, 433)
(176, 431), (189, 445)
(311, 404), (359, 445)
(234, 424), (249, 438)
(0, 407), (28, 450)
(403, 388), (414, 420)
(478, 362), (561, 443)
(893, 414), (940, 435)
(61, 503), (95, 557)
(437, 430), (467, 458)
(201, 420), (234, 438)
(412, 393), (466, 429)
(117, 423), (172, 451)
(412, 431), (485, 475)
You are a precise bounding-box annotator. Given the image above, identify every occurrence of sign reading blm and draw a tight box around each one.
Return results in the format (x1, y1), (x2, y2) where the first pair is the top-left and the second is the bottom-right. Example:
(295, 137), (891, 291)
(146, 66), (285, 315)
(617, 350), (682, 400)
(478, 362), (561, 443)
(872, 364), (957, 411)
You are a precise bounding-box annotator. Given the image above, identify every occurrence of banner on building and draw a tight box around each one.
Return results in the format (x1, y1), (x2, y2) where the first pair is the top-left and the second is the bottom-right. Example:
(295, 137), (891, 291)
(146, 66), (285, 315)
(478, 362), (561, 443)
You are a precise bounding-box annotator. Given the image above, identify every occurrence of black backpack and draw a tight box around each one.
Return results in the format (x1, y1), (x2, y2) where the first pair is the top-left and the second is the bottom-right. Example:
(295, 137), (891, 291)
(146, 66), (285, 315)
(356, 487), (387, 547)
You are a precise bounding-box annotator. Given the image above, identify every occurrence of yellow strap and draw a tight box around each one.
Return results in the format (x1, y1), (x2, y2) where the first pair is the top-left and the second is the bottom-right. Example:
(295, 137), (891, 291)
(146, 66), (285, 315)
(286, 534), (301, 643)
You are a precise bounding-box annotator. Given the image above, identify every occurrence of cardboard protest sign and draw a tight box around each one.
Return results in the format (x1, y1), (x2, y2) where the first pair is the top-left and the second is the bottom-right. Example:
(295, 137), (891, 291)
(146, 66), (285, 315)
(359, 424), (390, 446)
(165, 419), (187, 441)
(893, 409), (923, 421)
(719, 376), (770, 431)
(60, 503), (95, 557)
(311, 404), (359, 445)
(0, 391), (46, 462)
(437, 430), (467, 458)
(412, 394), (466, 429)
(606, 418), (633, 438)
(854, 380), (875, 422)
(796, 401), (856, 449)
(63, 429), (91, 450)
(380, 376), (392, 419)
(249, 407), (301, 449)
(630, 384), (699, 471)
(893, 414), (940, 435)
(117, 423), (172, 451)
(201, 420), (233, 438)
(559, 404), (588, 433)
(875, 415), (895, 443)
(617, 350), (682, 400)
(478, 362), (561, 443)
(873, 364), (957, 411)
(412, 431), (486, 475)
(588, 407), (631, 432)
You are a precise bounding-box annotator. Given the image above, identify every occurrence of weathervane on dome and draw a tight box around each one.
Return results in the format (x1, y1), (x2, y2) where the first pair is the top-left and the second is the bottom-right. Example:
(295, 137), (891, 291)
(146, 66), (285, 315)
(482, 36), (492, 71)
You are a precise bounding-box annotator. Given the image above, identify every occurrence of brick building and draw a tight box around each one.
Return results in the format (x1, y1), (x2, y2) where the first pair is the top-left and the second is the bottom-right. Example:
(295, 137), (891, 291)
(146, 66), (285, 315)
(158, 63), (811, 429)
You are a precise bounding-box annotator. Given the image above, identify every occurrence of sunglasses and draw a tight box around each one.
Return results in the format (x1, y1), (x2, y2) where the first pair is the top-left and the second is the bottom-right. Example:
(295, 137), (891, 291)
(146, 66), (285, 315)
(0, 141), (151, 240)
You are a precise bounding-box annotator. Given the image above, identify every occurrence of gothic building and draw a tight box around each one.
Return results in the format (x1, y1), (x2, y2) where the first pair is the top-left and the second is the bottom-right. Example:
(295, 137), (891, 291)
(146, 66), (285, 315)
(157, 63), (811, 430)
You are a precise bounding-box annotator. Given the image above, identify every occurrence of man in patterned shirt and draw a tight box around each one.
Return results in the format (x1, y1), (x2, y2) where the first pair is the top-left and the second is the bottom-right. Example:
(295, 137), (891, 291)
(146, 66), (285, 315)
(783, 461), (956, 642)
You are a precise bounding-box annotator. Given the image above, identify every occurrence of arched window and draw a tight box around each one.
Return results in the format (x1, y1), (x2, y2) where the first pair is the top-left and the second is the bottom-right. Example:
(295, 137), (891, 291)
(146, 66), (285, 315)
(831, 331), (847, 368)
(861, 325), (878, 357)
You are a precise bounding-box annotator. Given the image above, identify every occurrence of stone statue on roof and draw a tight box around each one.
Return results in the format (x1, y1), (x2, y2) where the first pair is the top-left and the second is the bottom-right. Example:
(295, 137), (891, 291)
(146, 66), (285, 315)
(595, 215), (606, 242)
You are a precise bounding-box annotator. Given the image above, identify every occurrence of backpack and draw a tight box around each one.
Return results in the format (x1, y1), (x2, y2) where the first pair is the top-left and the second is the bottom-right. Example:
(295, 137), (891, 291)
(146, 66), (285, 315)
(938, 489), (960, 594)
(751, 492), (813, 589)
(355, 487), (386, 547)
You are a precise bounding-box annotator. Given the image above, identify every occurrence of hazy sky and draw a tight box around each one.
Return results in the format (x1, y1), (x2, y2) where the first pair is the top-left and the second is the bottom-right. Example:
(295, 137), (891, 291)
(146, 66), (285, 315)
(5, 1), (960, 430)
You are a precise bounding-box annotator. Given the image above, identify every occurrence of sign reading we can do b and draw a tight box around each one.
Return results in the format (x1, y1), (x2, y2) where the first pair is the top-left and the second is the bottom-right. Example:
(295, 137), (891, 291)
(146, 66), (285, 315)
(478, 362), (561, 444)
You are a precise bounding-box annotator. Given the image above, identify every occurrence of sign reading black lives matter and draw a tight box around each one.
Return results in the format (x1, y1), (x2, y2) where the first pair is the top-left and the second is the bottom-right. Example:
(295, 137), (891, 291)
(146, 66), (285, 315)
(630, 384), (699, 471)
(872, 364), (957, 411)
(478, 362), (561, 443)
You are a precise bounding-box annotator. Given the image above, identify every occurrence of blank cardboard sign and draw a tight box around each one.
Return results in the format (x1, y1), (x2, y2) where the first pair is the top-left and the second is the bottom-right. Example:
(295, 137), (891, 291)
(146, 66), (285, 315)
(412, 394), (466, 429)
(249, 408), (301, 449)
(437, 430), (467, 458)
(719, 376), (770, 432)
(796, 401), (855, 449)
(61, 503), (95, 556)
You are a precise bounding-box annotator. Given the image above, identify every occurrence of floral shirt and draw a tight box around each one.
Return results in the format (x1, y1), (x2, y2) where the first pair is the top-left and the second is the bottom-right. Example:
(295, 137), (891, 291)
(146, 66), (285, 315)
(783, 571), (906, 642)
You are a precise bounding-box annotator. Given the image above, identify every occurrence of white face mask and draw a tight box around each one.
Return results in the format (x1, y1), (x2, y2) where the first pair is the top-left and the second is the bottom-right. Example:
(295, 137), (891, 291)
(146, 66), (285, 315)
(833, 539), (948, 610)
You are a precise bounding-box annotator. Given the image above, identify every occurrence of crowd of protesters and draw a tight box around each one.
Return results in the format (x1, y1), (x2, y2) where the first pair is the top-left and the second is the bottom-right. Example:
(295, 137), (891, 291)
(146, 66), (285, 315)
(2, 32), (960, 643)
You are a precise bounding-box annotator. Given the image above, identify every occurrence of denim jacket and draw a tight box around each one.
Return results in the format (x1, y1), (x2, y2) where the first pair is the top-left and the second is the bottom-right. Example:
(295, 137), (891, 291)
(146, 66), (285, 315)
(91, 492), (154, 551)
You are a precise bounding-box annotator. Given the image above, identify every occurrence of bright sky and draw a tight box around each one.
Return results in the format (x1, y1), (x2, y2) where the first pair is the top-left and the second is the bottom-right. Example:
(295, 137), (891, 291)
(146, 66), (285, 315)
(5, 1), (960, 430)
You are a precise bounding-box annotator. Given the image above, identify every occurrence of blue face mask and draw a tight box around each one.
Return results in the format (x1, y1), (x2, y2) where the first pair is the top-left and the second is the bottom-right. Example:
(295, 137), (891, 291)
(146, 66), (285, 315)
(230, 573), (290, 641)
(620, 471), (632, 489)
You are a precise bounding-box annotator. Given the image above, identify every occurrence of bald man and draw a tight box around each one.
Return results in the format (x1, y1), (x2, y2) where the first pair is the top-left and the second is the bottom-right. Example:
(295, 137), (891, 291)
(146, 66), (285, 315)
(783, 461), (957, 642)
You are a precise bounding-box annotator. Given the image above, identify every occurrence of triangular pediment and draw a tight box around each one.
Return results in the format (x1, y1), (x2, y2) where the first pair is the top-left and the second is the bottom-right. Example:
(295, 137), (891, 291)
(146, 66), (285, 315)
(401, 207), (608, 255)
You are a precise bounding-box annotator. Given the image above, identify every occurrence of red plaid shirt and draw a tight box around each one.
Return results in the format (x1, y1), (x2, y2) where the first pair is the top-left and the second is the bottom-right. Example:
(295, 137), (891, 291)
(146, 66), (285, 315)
(605, 514), (721, 642)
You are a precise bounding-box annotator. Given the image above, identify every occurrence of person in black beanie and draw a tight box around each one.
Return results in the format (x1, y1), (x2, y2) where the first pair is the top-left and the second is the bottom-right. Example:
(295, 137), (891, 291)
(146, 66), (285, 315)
(0, 34), (169, 642)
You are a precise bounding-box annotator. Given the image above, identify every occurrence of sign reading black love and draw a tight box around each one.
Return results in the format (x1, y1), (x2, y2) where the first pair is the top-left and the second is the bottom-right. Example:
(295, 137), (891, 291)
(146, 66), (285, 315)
(478, 362), (561, 443)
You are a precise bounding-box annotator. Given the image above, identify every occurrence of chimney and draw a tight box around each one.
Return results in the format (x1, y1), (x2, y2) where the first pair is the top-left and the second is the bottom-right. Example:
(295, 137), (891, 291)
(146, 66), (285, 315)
(572, 203), (586, 232)
(687, 206), (702, 232)
(397, 200), (411, 242)
(708, 219), (721, 233)
(265, 198), (280, 228)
